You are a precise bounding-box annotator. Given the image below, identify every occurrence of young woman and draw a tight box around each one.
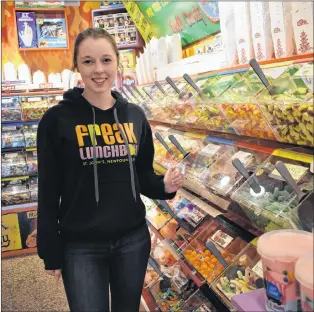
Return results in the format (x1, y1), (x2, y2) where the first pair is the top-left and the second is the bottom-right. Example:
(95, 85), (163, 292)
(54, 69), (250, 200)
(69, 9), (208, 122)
(37, 27), (184, 312)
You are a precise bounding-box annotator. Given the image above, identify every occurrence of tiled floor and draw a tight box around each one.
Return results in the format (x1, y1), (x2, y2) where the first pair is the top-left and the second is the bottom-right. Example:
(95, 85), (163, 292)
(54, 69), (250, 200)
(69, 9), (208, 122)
(2, 254), (147, 311)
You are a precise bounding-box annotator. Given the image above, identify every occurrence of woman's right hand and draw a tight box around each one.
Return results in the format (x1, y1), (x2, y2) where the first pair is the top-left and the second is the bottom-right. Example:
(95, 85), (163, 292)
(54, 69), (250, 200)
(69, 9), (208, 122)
(46, 269), (62, 282)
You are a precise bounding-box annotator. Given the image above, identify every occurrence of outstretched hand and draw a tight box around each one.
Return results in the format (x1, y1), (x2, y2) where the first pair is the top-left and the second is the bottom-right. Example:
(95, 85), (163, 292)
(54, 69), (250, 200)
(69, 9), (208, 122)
(164, 165), (185, 194)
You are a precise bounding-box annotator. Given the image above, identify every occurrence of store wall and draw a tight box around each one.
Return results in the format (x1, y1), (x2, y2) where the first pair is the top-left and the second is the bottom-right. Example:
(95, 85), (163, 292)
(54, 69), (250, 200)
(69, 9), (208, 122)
(1, 1), (101, 76)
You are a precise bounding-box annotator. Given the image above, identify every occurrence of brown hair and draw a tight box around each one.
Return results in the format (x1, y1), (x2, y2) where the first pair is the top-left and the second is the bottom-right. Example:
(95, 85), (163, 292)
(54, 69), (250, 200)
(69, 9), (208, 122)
(73, 27), (120, 70)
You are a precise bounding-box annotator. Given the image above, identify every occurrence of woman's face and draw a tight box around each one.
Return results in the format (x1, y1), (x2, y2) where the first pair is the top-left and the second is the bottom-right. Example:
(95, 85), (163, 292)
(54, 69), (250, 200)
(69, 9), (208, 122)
(77, 37), (118, 94)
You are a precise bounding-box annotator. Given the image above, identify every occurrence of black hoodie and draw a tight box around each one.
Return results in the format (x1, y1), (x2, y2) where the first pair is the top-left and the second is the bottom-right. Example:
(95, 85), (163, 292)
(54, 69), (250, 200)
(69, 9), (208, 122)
(37, 88), (175, 270)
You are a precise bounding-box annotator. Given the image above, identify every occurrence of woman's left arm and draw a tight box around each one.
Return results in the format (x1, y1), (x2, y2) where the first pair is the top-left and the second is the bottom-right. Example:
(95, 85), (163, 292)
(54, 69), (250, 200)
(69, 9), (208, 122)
(135, 117), (176, 200)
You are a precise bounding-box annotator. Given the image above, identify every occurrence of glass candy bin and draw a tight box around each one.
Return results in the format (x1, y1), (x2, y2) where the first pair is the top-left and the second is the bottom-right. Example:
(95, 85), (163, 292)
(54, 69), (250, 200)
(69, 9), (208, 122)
(258, 63), (314, 147)
(152, 128), (178, 169)
(200, 146), (263, 197)
(184, 289), (217, 311)
(142, 84), (172, 123)
(141, 196), (172, 230)
(231, 151), (314, 232)
(1, 96), (22, 122)
(211, 244), (263, 309)
(217, 68), (283, 140)
(182, 236), (235, 285)
(130, 85), (153, 119)
(192, 73), (245, 133)
(166, 133), (231, 182)
(2, 152), (28, 178)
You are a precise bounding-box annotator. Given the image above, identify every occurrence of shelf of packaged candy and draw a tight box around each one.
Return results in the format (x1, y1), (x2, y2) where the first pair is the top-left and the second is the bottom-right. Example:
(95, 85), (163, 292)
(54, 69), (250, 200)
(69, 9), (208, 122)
(136, 59), (313, 147)
(257, 62), (313, 147)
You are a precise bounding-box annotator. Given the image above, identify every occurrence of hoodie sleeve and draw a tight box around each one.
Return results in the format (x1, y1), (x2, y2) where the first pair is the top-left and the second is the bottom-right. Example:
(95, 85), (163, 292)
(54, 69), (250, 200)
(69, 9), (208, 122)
(136, 117), (176, 200)
(37, 110), (62, 270)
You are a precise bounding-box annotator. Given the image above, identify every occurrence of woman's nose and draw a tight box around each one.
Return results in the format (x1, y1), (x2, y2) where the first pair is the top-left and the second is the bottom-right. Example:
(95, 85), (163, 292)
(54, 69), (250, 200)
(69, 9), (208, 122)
(94, 61), (104, 73)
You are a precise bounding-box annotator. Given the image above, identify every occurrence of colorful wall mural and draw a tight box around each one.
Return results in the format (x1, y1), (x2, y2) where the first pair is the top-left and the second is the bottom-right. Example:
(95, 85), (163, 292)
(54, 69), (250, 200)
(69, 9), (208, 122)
(1, 1), (102, 76)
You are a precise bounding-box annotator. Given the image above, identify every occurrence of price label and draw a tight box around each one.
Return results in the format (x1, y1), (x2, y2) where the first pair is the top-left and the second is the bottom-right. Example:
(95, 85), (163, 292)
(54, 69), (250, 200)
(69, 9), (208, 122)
(2, 85), (15, 91)
(39, 83), (53, 89)
(270, 163), (308, 182)
(252, 260), (264, 277)
(27, 211), (38, 219)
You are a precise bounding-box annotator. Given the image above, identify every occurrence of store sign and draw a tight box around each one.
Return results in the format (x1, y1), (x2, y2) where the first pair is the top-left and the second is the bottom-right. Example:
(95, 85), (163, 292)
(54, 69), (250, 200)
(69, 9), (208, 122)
(136, 1), (220, 46)
(1, 209), (38, 254)
(2, 214), (22, 252)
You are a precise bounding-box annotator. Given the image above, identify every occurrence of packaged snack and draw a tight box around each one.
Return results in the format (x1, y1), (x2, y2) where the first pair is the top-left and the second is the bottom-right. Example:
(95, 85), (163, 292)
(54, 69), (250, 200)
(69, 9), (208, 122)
(26, 150), (38, 175)
(2, 178), (30, 206)
(1, 126), (25, 149)
(1, 153), (28, 178)
(36, 17), (67, 48)
(29, 177), (38, 202)
(23, 125), (38, 148)
(1, 97), (22, 121)
(21, 96), (49, 120)
(47, 94), (63, 107)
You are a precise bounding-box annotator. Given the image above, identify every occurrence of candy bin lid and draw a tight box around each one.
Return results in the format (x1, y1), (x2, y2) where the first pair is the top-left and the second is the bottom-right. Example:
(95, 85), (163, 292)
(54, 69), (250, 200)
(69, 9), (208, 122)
(231, 150), (314, 232)
(200, 147), (259, 196)
(195, 219), (248, 256)
(144, 262), (161, 289)
(211, 243), (264, 309)
(166, 133), (232, 182)
(141, 196), (172, 230)
(257, 62), (313, 103)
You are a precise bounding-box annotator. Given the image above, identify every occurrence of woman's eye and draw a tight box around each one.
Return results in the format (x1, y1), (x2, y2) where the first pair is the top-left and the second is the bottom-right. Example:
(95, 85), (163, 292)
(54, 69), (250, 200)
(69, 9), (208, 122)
(103, 58), (111, 63)
(83, 60), (93, 64)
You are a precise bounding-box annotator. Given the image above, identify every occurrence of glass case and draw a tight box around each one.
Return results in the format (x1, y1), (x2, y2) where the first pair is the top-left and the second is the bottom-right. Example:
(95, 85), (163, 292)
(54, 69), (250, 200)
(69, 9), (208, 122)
(2, 152), (27, 178)
(231, 151), (313, 232)
(21, 95), (49, 121)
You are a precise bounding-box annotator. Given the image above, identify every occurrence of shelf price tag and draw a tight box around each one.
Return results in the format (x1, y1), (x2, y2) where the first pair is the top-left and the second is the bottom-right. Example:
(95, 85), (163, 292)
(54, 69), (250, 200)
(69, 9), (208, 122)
(39, 83), (53, 90)
(2, 85), (15, 93)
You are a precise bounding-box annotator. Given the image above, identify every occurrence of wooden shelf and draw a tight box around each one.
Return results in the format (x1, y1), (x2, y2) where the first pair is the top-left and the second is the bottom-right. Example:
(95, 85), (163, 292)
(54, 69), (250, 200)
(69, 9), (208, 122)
(3, 90), (64, 97)
(14, 7), (66, 12)
(18, 47), (69, 52)
(139, 53), (314, 86)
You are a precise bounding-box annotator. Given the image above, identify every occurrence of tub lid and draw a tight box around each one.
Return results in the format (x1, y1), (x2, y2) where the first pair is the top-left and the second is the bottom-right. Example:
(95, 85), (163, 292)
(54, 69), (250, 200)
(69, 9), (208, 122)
(295, 253), (314, 289)
(257, 229), (313, 261)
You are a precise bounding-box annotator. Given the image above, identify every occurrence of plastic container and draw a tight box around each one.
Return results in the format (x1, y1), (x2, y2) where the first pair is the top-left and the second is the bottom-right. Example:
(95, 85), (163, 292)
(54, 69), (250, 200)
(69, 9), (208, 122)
(258, 63), (314, 147)
(231, 152), (313, 232)
(217, 68), (284, 140)
(212, 244), (264, 309)
(257, 229), (314, 312)
(295, 253), (314, 312)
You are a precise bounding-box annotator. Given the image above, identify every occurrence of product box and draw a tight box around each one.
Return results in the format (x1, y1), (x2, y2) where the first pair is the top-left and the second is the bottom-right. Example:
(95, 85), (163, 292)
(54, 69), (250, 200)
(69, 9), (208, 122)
(269, 2), (295, 58)
(36, 17), (67, 48)
(16, 12), (38, 48)
(250, 2), (274, 61)
(291, 2), (314, 55)
(234, 2), (254, 64)
(120, 49), (135, 70)
(15, 1), (64, 8)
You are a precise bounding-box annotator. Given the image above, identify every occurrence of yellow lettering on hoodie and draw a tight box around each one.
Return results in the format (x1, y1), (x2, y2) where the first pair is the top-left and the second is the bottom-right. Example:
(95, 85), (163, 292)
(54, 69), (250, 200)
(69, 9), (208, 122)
(123, 123), (137, 143)
(75, 125), (89, 147)
(100, 124), (115, 145)
(88, 124), (101, 145)
(112, 124), (124, 144)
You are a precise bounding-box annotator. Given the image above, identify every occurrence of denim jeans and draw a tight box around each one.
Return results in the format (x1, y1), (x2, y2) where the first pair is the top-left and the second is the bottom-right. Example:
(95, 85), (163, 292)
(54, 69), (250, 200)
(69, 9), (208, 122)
(61, 222), (151, 312)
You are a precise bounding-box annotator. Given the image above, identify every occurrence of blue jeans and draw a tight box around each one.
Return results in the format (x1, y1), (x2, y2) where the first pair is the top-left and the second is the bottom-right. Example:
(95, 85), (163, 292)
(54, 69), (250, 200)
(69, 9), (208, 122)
(61, 222), (151, 312)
